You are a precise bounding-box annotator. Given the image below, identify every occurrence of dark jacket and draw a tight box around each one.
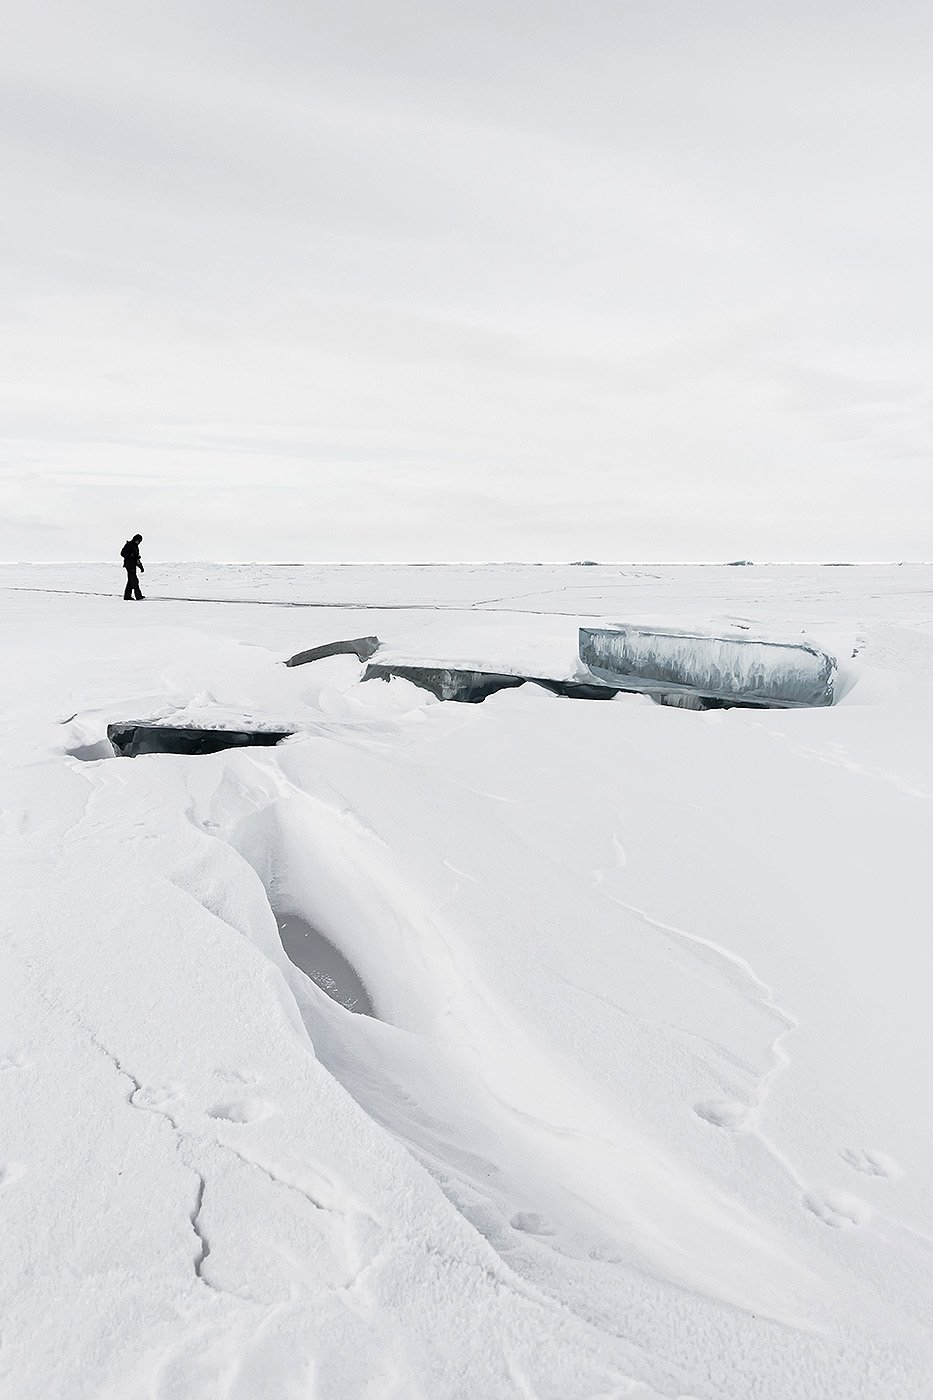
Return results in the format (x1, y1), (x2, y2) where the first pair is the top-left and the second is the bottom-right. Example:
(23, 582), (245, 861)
(121, 540), (141, 570)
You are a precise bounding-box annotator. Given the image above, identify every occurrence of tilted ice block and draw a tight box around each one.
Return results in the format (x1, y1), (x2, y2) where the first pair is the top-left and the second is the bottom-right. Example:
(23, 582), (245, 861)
(362, 662), (628, 703)
(284, 636), (380, 668)
(107, 722), (294, 757)
(362, 663), (526, 702)
(578, 624), (836, 708)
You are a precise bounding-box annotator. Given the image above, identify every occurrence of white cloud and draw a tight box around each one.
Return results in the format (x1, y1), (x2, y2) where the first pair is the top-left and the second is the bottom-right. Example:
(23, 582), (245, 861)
(1, 1), (931, 560)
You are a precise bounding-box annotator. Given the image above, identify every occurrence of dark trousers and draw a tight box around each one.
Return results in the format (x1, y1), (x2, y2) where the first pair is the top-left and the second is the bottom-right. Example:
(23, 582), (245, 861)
(123, 567), (143, 600)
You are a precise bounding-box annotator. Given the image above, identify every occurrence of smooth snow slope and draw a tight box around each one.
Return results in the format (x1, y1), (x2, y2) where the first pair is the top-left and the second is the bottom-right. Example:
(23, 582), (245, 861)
(0, 563), (931, 1399)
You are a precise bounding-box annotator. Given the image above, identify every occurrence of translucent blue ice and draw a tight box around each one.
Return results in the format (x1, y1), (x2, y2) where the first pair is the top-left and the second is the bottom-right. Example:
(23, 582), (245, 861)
(579, 624), (836, 708)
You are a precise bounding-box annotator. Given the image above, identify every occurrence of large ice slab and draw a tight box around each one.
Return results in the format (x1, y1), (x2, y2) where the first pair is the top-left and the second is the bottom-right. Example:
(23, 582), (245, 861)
(284, 636), (380, 668)
(579, 624), (836, 708)
(107, 723), (294, 757)
(362, 661), (626, 703)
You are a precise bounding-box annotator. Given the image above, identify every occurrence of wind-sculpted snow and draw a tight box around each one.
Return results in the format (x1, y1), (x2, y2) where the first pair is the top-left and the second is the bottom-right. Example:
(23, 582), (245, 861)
(225, 786), (820, 1321)
(579, 624), (836, 707)
(1, 563), (932, 1399)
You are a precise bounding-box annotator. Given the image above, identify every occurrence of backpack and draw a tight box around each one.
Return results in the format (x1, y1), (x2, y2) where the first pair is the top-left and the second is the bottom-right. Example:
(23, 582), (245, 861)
(120, 542), (130, 562)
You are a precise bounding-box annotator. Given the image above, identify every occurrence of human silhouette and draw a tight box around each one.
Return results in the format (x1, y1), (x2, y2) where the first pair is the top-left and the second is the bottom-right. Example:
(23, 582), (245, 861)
(121, 534), (145, 600)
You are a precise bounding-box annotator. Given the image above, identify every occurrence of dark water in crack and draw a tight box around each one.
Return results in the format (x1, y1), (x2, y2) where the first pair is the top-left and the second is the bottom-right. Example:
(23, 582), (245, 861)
(275, 912), (374, 1016)
(108, 724), (293, 757)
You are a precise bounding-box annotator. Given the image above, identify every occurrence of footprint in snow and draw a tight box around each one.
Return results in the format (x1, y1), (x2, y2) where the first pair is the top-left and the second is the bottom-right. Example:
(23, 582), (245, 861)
(0, 1162), (25, 1188)
(694, 1098), (756, 1131)
(839, 1147), (902, 1179)
(510, 1212), (556, 1236)
(131, 1083), (184, 1116)
(0, 1050), (29, 1071)
(208, 1097), (275, 1125)
(213, 1067), (259, 1087)
(803, 1189), (872, 1228)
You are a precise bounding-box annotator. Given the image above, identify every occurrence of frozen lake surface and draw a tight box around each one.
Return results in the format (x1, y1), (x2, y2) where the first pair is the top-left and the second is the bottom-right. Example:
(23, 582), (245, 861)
(0, 561), (931, 1399)
(276, 912), (375, 1016)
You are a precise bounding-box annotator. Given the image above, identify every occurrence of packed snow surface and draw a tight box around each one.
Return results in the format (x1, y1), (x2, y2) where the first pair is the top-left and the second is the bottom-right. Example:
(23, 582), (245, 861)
(1, 562), (931, 1399)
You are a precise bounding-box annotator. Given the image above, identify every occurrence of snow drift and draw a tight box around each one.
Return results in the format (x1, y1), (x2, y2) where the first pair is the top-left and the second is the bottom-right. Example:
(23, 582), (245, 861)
(1, 561), (931, 1400)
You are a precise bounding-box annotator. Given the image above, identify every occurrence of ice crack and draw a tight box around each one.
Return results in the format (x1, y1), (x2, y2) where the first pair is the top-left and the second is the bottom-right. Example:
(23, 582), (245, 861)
(190, 1175), (211, 1282)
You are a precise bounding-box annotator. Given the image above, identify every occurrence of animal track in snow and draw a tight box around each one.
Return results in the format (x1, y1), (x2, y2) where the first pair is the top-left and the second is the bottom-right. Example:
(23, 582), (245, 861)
(839, 1147), (902, 1179)
(207, 1097), (276, 1125)
(803, 1189), (872, 1228)
(694, 1098), (757, 1131)
(0, 1162), (25, 1188)
(510, 1211), (556, 1236)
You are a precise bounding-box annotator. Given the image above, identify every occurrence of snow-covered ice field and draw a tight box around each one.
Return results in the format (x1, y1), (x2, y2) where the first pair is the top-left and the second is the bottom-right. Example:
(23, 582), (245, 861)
(1, 561), (931, 1399)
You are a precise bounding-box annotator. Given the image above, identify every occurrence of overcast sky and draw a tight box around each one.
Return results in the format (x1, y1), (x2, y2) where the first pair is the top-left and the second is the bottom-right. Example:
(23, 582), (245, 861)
(1, 1), (931, 560)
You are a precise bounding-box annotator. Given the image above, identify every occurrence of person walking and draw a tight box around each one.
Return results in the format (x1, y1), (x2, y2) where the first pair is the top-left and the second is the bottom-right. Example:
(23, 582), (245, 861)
(121, 534), (145, 600)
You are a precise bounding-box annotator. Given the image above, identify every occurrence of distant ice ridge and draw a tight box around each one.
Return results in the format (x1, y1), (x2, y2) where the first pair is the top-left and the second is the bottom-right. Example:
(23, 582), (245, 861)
(579, 624), (836, 708)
